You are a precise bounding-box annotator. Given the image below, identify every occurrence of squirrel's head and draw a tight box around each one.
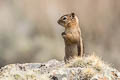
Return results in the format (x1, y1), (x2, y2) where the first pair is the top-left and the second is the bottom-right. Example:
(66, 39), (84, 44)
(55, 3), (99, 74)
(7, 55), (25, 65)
(57, 13), (79, 28)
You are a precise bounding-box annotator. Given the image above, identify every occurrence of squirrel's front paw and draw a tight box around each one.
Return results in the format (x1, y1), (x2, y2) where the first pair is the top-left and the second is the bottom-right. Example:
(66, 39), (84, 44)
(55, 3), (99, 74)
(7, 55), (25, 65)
(61, 32), (66, 36)
(61, 32), (66, 38)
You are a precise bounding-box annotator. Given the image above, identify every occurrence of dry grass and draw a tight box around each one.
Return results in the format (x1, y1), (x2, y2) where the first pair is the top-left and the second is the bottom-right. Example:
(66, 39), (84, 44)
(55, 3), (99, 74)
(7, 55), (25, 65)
(65, 53), (110, 78)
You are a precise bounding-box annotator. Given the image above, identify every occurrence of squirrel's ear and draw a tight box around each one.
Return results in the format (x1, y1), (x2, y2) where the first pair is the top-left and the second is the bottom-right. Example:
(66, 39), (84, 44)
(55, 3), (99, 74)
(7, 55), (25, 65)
(71, 12), (75, 19)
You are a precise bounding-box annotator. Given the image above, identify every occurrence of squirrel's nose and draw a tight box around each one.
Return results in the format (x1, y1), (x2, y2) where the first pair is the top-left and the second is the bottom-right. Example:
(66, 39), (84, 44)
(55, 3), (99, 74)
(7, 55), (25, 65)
(57, 20), (59, 23)
(57, 20), (60, 24)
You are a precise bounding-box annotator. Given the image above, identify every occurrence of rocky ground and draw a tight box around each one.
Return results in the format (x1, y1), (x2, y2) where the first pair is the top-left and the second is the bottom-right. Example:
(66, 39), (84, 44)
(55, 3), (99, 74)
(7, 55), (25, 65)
(0, 55), (120, 80)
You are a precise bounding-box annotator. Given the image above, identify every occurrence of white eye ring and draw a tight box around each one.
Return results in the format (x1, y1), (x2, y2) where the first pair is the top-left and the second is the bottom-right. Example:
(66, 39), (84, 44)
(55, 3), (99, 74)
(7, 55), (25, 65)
(62, 16), (67, 21)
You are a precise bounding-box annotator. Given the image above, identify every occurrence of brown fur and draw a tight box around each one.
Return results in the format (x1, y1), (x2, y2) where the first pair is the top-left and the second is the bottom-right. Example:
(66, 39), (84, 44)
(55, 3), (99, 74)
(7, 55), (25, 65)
(57, 13), (84, 63)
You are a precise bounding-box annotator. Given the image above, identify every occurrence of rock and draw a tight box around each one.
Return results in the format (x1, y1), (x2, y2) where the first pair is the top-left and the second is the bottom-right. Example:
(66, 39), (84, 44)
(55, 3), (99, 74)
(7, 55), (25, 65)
(0, 55), (120, 80)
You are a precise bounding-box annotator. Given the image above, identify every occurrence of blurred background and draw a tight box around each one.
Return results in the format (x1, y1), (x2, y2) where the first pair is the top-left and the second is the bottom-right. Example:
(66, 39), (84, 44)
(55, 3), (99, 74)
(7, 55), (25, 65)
(0, 0), (119, 70)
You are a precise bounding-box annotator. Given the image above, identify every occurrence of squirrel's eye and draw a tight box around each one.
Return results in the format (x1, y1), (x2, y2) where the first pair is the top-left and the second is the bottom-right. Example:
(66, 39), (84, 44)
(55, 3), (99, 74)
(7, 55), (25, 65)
(62, 16), (67, 20)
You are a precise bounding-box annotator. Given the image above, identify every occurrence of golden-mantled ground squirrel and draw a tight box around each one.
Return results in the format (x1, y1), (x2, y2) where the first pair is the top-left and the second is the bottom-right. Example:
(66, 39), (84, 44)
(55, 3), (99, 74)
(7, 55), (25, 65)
(57, 13), (84, 62)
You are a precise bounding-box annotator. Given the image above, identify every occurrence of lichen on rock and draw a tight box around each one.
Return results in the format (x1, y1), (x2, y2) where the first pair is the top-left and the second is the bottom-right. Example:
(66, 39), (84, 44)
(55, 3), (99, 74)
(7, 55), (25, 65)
(0, 55), (120, 80)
